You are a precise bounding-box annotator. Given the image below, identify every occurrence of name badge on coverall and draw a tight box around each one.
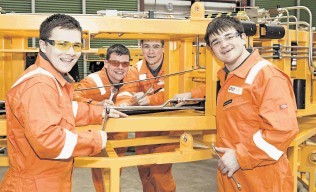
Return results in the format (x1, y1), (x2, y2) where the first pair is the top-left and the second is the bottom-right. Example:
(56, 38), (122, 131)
(228, 85), (243, 95)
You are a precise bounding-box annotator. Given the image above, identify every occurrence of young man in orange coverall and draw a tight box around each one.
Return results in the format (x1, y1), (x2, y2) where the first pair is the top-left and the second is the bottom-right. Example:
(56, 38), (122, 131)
(0, 14), (126, 192)
(116, 40), (176, 192)
(74, 44), (131, 192)
(175, 16), (299, 191)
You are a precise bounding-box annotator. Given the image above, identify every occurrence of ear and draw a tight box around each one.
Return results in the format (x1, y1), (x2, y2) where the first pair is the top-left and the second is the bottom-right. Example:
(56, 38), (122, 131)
(104, 60), (109, 68)
(39, 39), (47, 53)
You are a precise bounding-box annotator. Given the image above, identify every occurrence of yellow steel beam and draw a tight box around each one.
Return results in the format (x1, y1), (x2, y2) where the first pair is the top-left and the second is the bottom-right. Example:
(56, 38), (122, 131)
(0, 14), (211, 37)
(76, 114), (214, 133)
(0, 49), (38, 53)
(0, 117), (6, 136)
(109, 136), (179, 148)
(0, 138), (6, 147)
(0, 156), (8, 167)
(0, 37), (4, 100)
(74, 149), (213, 168)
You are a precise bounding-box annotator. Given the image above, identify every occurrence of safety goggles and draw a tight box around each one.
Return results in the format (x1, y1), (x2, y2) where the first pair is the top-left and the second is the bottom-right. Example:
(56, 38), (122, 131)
(210, 32), (241, 48)
(108, 60), (130, 68)
(45, 40), (82, 52)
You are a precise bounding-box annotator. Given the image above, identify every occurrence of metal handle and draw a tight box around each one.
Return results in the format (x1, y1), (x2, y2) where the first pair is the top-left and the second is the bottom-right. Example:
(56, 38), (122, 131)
(211, 144), (242, 191)
(130, 87), (154, 105)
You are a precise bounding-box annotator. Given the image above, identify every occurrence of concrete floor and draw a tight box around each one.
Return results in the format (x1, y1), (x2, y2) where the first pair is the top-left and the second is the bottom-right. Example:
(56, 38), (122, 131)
(0, 159), (218, 192)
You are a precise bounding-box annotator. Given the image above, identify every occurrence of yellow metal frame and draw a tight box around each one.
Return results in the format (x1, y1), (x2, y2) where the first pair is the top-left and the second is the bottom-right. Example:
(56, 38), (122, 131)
(1, 2), (316, 191)
(0, 3), (219, 191)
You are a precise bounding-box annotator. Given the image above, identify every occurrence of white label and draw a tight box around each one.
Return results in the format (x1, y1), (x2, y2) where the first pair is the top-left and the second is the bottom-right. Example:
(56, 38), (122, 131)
(139, 74), (147, 80)
(228, 86), (243, 95)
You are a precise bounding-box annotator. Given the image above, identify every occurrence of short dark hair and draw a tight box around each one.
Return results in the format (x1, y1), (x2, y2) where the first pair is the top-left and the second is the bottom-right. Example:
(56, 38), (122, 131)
(40, 13), (82, 40)
(204, 16), (244, 47)
(106, 44), (131, 60)
(140, 40), (164, 47)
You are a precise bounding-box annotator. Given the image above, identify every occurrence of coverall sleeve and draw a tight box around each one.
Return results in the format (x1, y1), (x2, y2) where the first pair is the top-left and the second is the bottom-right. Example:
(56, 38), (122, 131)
(74, 78), (100, 105)
(236, 74), (298, 170)
(21, 81), (102, 159)
(116, 67), (140, 105)
(72, 102), (104, 157)
(191, 84), (206, 98)
(74, 102), (103, 126)
(147, 90), (164, 105)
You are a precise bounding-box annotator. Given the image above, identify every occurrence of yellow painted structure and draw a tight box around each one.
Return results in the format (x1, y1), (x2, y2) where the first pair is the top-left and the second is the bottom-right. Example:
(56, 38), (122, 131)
(0, 2), (316, 191)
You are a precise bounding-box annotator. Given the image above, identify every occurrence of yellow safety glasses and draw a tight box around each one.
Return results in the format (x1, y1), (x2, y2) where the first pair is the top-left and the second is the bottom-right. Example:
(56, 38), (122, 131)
(45, 40), (82, 52)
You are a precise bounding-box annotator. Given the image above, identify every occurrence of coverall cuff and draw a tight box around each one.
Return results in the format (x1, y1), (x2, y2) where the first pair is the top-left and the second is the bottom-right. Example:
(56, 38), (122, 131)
(191, 84), (206, 99)
(147, 95), (154, 105)
(94, 105), (105, 124)
(99, 131), (108, 149)
(116, 99), (132, 107)
(191, 88), (201, 99)
(89, 131), (103, 156)
(90, 100), (100, 105)
(236, 143), (254, 170)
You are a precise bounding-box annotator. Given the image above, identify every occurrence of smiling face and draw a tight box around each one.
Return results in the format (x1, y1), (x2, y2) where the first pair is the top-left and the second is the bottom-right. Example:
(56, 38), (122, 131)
(141, 40), (164, 69)
(39, 27), (82, 74)
(105, 53), (130, 83)
(208, 28), (249, 71)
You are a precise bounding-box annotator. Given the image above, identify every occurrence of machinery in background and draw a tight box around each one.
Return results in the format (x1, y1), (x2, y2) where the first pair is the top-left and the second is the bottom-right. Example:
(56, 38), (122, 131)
(0, 2), (316, 191)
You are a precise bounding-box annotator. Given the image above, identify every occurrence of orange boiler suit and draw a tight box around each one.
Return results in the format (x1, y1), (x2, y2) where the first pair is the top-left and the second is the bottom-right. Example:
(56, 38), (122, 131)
(0, 54), (105, 192)
(74, 67), (128, 192)
(216, 50), (298, 191)
(116, 59), (176, 192)
(75, 67), (121, 105)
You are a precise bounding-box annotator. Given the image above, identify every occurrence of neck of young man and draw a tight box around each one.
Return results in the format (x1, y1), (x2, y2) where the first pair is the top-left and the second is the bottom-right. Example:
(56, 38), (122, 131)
(225, 50), (250, 72)
(148, 58), (163, 71)
(109, 76), (120, 84)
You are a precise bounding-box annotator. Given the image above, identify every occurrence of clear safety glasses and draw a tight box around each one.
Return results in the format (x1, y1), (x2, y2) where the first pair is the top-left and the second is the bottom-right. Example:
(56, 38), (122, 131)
(210, 32), (241, 48)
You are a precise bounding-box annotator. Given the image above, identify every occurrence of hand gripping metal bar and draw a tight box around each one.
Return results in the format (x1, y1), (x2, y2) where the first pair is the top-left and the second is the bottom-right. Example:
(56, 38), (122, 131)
(212, 144), (242, 191)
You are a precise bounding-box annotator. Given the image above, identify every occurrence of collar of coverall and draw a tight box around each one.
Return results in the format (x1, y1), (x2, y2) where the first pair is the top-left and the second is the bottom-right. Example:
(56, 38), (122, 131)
(104, 67), (123, 90)
(219, 49), (263, 81)
(145, 57), (164, 77)
(37, 51), (69, 87)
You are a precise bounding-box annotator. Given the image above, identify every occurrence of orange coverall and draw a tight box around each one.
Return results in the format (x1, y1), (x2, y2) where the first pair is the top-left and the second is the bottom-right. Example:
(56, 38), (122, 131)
(74, 67), (128, 192)
(75, 67), (120, 105)
(116, 59), (176, 192)
(0, 54), (104, 192)
(216, 50), (298, 191)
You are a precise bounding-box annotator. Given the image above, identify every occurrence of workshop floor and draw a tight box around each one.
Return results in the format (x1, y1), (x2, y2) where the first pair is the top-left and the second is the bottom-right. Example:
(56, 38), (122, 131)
(0, 158), (217, 192)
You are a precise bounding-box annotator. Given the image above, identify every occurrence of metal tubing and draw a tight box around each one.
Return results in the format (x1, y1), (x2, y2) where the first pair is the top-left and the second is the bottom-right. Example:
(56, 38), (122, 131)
(279, 6), (313, 69)
(259, 50), (308, 54)
(266, 15), (299, 43)
(196, 36), (200, 68)
(278, 8), (290, 48)
(253, 46), (309, 49)
(31, 0), (36, 47)
(261, 55), (308, 59)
